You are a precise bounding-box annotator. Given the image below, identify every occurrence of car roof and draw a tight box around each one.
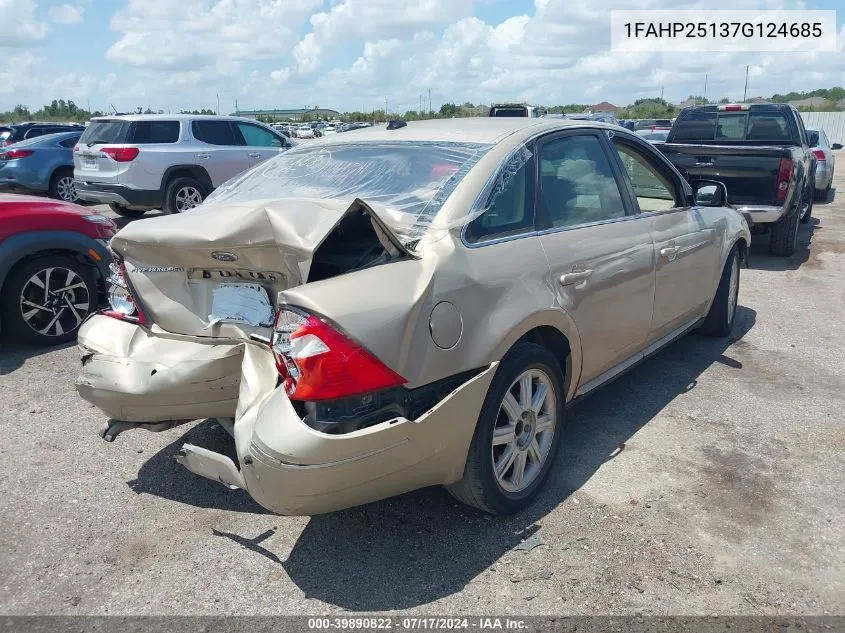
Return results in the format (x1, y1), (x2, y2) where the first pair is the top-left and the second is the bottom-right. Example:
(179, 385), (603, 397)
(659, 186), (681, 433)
(306, 117), (610, 145)
(89, 114), (269, 124)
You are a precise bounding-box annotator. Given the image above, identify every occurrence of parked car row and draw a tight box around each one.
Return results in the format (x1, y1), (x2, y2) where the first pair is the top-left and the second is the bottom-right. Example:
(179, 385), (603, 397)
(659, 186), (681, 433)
(70, 117), (751, 518)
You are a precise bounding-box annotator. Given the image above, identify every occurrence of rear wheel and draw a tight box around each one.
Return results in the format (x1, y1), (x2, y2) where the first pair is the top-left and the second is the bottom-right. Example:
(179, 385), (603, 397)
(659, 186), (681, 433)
(446, 342), (565, 515)
(108, 203), (146, 219)
(814, 183), (831, 202)
(699, 246), (740, 337)
(48, 167), (78, 203)
(163, 177), (205, 214)
(1, 255), (97, 345)
(769, 192), (801, 257)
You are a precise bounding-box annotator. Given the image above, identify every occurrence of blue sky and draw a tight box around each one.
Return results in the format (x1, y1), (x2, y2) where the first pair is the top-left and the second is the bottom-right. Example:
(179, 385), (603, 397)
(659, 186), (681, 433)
(2, 0), (843, 115)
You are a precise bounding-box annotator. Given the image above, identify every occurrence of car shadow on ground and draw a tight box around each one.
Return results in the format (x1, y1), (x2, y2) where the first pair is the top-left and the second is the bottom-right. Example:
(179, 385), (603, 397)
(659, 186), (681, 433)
(111, 210), (164, 230)
(128, 419), (269, 514)
(815, 187), (836, 205)
(745, 217), (818, 272)
(132, 305), (756, 609)
(0, 341), (75, 375)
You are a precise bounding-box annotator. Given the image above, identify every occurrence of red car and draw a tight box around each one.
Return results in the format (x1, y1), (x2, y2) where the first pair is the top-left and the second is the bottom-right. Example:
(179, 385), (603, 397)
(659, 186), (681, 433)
(0, 194), (116, 345)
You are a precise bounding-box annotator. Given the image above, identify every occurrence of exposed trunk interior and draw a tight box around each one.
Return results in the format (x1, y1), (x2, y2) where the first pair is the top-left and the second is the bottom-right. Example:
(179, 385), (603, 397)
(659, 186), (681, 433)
(307, 210), (397, 283)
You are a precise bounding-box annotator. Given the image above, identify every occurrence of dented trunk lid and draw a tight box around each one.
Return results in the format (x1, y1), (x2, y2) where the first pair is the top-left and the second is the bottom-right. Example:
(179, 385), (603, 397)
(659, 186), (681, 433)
(109, 197), (416, 339)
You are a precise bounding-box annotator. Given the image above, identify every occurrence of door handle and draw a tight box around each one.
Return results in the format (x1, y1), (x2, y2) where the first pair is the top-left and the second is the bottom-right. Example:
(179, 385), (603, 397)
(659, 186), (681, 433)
(559, 270), (593, 286)
(248, 152), (261, 158)
(196, 153), (210, 159)
(660, 245), (681, 260)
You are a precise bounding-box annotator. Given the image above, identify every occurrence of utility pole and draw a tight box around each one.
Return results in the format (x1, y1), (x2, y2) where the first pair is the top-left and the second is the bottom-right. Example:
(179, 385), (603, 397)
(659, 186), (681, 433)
(428, 88), (432, 115)
(216, 93), (220, 115)
(704, 74), (708, 101)
(742, 65), (749, 102)
(385, 97), (388, 119)
(660, 86), (664, 101)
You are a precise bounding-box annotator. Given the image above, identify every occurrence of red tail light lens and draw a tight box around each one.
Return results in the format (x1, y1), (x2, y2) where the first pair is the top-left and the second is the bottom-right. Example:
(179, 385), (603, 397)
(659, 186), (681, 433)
(102, 147), (139, 162)
(0, 149), (34, 160)
(102, 262), (149, 325)
(776, 157), (793, 201)
(813, 149), (826, 161)
(271, 308), (406, 401)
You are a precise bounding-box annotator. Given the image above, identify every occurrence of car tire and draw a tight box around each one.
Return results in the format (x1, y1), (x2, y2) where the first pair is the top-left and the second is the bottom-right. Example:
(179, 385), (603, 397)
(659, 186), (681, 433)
(48, 167), (78, 203)
(108, 203), (146, 219)
(446, 342), (566, 515)
(769, 196), (801, 257)
(1, 254), (97, 346)
(699, 245), (740, 337)
(163, 176), (206, 215)
(814, 183), (831, 202)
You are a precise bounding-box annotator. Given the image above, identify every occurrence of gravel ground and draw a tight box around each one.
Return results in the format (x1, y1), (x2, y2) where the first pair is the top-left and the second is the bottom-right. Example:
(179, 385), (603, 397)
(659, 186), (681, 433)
(1, 160), (844, 616)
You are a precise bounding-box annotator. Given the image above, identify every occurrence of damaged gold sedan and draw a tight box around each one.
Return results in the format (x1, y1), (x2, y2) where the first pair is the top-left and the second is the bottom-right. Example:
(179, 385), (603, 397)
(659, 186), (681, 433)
(77, 118), (750, 515)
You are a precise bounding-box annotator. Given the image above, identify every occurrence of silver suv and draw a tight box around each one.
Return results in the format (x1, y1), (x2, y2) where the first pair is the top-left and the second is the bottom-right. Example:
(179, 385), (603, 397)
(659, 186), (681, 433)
(73, 114), (294, 217)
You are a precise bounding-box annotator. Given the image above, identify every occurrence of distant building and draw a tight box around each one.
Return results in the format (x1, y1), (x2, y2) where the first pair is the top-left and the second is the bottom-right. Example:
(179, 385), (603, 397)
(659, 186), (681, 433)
(233, 107), (341, 121)
(592, 101), (617, 113)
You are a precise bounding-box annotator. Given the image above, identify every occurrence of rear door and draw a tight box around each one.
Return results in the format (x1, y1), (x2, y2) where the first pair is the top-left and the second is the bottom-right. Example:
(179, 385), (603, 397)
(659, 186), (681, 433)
(234, 121), (286, 167)
(611, 136), (719, 343)
(190, 120), (253, 186)
(534, 131), (656, 386)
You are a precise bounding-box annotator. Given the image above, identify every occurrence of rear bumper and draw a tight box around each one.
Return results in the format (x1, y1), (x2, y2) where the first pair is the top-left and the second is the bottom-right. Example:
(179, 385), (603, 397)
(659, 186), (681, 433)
(177, 345), (498, 515)
(0, 166), (46, 193)
(814, 163), (832, 190)
(74, 181), (162, 210)
(76, 315), (243, 422)
(735, 204), (788, 224)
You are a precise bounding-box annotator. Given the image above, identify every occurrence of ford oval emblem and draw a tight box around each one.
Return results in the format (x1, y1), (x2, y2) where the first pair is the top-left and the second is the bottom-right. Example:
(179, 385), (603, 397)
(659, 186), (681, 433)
(211, 251), (238, 262)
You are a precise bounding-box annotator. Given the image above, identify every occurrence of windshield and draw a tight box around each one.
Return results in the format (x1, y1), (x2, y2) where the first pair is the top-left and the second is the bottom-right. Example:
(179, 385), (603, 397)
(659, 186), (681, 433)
(205, 141), (492, 243)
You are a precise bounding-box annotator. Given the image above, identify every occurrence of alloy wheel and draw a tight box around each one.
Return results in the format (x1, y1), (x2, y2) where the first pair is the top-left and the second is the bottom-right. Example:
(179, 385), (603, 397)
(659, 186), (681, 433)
(174, 186), (203, 212)
(18, 267), (90, 337)
(57, 176), (78, 202)
(491, 369), (557, 493)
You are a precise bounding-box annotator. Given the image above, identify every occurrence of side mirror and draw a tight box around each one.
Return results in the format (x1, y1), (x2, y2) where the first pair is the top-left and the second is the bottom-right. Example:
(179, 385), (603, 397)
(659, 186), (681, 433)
(808, 131), (819, 147)
(832, 143), (843, 150)
(693, 180), (728, 207)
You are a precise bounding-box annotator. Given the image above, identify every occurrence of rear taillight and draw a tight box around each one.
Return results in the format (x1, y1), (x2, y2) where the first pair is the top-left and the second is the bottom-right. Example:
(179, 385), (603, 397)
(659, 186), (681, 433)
(776, 157), (793, 201)
(812, 149), (826, 161)
(101, 147), (139, 162)
(271, 307), (406, 401)
(0, 149), (34, 160)
(102, 262), (149, 325)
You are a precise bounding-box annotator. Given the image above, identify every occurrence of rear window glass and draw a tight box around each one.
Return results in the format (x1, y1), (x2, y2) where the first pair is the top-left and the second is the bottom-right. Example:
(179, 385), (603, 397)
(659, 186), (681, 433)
(490, 107), (527, 117)
(131, 120), (179, 143)
(672, 111), (792, 142)
(79, 120), (131, 145)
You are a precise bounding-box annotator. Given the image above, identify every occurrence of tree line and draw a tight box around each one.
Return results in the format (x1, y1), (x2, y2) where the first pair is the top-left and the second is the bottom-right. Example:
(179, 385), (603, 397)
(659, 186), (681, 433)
(4, 86), (843, 125)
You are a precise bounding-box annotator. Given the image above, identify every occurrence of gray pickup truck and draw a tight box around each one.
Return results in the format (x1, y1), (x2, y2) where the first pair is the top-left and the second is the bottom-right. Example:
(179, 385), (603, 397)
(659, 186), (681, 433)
(659, 103), (816, 257)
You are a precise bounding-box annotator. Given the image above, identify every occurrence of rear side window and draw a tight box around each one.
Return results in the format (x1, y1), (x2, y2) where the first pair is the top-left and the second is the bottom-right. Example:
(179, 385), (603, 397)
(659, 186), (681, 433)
(466, 148), (536, 242)
(59, 135), (81, 148)
(192, 120), (239, 145)
(24, 129), (43, 139)
(130, 120), (179, 144)
(80, 120), (131, 145)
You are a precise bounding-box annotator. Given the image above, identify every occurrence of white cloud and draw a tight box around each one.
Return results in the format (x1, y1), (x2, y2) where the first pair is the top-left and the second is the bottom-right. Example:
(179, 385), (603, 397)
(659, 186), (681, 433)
(107, 0), (322, 71)
(48, 3), (84, 24)
(0, 0), (48, 46)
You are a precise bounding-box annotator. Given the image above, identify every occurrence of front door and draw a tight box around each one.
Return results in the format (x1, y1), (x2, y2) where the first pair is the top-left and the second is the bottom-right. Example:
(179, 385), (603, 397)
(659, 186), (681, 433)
(611, 138), (719, 343)
(535, 132), (656, 386)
